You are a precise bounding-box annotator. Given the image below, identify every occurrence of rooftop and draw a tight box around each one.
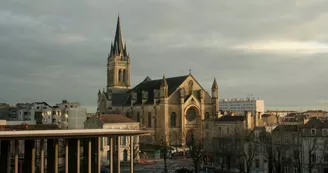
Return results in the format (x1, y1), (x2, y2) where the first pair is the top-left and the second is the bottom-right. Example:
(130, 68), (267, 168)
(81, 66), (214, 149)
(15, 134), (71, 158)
(0, 129), (150, 140)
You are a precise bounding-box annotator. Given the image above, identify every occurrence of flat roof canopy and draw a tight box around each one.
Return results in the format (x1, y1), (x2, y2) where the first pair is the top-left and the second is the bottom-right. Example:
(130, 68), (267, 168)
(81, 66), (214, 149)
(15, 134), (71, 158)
(0, 129), (151, 140)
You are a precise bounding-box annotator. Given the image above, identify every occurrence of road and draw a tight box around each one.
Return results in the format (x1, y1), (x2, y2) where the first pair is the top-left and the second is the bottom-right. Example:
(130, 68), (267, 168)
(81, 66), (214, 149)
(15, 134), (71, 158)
(121, 158), (193, 173)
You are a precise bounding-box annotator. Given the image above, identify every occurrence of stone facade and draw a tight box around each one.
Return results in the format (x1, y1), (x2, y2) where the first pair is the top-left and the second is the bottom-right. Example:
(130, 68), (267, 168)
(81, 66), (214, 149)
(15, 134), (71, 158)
(84, 115), (140, 163)
(97, 15), (219, 146)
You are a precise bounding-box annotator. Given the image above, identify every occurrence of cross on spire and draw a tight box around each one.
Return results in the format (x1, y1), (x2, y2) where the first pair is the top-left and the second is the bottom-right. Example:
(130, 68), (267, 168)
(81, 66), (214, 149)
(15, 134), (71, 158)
(189, 69), (192, 74)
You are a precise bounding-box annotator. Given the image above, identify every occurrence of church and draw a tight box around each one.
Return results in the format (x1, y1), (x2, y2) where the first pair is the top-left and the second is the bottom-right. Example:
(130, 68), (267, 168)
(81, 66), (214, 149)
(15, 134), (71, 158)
(97, 15), (220, 146)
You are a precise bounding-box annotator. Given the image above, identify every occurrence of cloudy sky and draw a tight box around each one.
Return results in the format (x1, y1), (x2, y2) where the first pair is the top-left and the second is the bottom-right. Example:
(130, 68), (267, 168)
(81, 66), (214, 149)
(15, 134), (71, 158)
(1, 0), (328, 112)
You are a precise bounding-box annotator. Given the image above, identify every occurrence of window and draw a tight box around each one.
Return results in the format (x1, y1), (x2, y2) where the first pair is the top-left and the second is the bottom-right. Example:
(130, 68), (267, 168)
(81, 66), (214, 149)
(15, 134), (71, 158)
(284, 135), (288, 144)
(293, 167), (298, 173)
(171, 112), (176, 127)
(324, 153), (328, 163)
(311, 129), (316, 136)
(148, 112), (152, 128)
(205, 112), (210, 119)
(323, 129), (328, 136)
(255, 159), (259, 168)
(218, 127), (221, 135)
(310, 154), (316, 163)
(205, 123), (209, 129)
(284, 166), (288, 173)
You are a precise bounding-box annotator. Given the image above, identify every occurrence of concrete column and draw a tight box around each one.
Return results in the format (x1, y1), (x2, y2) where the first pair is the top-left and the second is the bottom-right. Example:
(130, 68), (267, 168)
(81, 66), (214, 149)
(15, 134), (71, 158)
(130, 136), (134, 173)
(47, 139), (58, 173)
(65, 139), (69, 173)
(109, 137), (113, 173)
(0, 140), (11, 173)
(77, 139), (81, 173)
(88, 138), (92, 173)
(114, 136), (121, 173)
(14, 140), (19, 173)
(40, 139), (44, 173)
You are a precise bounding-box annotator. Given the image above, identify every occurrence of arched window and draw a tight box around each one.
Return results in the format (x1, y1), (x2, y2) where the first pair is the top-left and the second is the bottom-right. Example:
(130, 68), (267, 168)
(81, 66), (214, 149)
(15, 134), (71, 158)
(123, 149), (128, 161)
(148, 112), (152, 128)
(205, 112), (210, 119)
(123, 69), (126, 83)
(171, 112), (176, 127)
(186, 108), (197, 122)
(118, 69), (122, 82)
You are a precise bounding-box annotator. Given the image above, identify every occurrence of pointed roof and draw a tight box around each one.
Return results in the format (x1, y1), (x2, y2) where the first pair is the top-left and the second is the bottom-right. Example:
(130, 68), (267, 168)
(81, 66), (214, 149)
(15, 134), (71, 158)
(143, 76), (152, 82)
(113, 14), (124, 54)
(161, 75), (168, 87)
(212, 78), (218, 89)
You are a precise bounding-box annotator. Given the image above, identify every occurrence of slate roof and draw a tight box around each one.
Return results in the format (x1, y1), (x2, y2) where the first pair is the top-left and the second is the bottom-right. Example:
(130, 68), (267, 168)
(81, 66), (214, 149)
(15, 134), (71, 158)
(124, 75), (189, 105)
(100, 114), (137, 123)
(216, 115), (245, 122)
(272, 125), (298, 132)
(111, 93), (130, 106)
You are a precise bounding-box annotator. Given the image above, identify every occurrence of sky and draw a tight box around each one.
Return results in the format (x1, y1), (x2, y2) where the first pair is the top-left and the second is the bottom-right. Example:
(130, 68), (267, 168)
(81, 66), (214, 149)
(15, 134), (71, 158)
(1, 0), (328, 112)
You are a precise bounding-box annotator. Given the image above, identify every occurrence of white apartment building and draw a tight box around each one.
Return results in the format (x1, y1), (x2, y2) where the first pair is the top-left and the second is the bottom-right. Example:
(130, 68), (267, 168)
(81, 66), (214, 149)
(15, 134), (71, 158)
(53, 100), (87, 129)
(219, 97), (264, 116)
(16, 102), (53, 124)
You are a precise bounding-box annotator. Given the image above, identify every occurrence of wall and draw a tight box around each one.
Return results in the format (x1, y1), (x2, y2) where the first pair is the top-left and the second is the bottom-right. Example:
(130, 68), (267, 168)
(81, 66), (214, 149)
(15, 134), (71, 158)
(67, 108), (87, 129)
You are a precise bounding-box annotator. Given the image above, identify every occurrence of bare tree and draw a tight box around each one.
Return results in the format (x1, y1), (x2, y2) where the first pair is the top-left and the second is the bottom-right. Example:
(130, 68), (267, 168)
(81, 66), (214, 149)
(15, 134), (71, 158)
(188, 134), (212, 173)
(124, 137), (140, 162)
(157, 133), (170, 173)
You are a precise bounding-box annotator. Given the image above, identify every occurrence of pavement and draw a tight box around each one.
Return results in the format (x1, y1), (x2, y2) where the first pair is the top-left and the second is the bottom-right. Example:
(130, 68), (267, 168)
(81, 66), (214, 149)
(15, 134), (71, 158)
(121, 158), (193, 173)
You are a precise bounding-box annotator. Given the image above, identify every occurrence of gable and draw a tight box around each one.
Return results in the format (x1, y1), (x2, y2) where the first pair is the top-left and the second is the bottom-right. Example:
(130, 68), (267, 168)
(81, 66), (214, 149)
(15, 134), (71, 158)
(184, 95), (201, 107)
(169, 75), (212, 101)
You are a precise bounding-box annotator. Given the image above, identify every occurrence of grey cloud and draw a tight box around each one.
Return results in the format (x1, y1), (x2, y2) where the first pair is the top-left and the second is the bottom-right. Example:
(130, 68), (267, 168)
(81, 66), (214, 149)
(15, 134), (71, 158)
(1, 0), (327, 112)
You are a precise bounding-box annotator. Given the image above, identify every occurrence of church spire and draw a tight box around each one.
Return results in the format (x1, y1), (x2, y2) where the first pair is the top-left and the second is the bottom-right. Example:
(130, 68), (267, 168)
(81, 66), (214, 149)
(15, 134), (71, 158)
(212, 78), (218, 89)
(113, 14), (124, 54)
(161, 75), (168, 87)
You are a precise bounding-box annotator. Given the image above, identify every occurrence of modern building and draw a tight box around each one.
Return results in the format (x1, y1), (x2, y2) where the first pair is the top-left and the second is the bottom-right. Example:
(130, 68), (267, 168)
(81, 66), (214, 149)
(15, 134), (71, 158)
(219, 97), (264, 116)
(53, 100), (87, 129)
(0, 103), (17, 120)
(97, 15), (219, 146)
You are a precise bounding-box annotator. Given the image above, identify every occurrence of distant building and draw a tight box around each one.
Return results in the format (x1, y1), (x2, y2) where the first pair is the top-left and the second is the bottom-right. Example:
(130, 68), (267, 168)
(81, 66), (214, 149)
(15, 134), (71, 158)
(0, 103), (17, 120)
(14, 102), (53, 124)
(52, 100), (87, 129)
(84, 114), (140, 163)
(265, 110), (297, 119)
(219, 97), (264, 116)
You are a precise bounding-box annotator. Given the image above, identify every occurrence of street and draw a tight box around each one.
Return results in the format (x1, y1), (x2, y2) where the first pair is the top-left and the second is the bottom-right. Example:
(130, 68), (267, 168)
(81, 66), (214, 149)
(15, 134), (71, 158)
(120, 158), (193, 173)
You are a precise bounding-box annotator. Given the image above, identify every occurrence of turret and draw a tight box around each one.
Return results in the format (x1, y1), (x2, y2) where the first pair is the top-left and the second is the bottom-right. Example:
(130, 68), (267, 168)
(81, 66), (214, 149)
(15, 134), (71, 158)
(97, 90), (101, 100)
(160, 75), (168, 98)
(211, 78), (219, 117)
(211, 78), (218, 98)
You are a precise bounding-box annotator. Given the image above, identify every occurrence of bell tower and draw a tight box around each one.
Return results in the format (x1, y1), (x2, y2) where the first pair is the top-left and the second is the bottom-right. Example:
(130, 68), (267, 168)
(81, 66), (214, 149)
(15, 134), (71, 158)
(107, 14), (131, 93)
